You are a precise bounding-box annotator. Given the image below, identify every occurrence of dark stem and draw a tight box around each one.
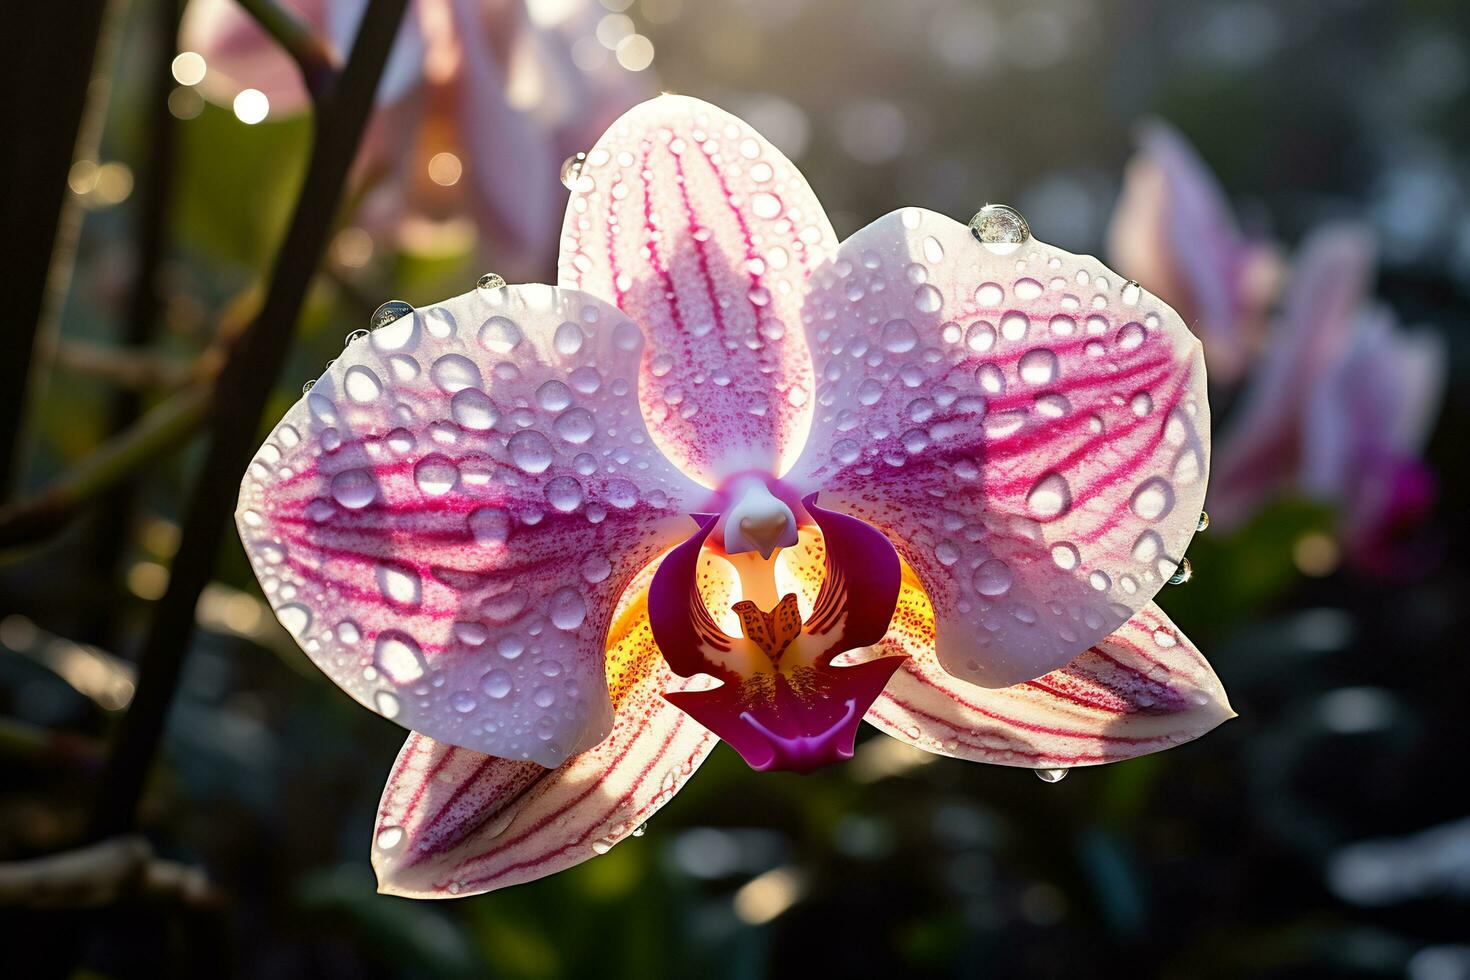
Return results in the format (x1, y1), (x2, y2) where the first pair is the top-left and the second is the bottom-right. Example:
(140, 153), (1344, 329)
(85, 0), (411, 840)
(0, 0), (112, 497)
(86, 0), (184, 646)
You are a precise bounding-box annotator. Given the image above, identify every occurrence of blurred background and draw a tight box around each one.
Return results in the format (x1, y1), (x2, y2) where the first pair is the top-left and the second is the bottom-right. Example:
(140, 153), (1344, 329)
(2, 0), (1467, 977)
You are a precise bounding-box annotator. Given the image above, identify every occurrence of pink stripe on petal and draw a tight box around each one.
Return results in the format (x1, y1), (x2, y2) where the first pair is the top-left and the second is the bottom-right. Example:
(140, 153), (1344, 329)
(373, 568), (720, 898)
(557, 95), (838, 485)
(788, 209), (1211, 689)
(236, 284), (706, 767)
(866, 591), (1233, 768)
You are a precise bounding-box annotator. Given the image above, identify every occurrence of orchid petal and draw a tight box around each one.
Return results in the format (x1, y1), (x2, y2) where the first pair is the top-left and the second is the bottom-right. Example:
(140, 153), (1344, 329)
(236, 284), (706, 767)
(1209, 224), (1375, 528)
(445, 0), (560, 262)
(864, 562), (1233, 767)
(373, 555), (721, 897)
(557, 94), (838, 485)
(1107, 120), (1281, 383)
(787, 208), (1210, 689)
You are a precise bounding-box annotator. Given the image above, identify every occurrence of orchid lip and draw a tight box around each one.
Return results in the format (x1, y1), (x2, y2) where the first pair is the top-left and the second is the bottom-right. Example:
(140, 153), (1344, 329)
(649, 491), (904, 773)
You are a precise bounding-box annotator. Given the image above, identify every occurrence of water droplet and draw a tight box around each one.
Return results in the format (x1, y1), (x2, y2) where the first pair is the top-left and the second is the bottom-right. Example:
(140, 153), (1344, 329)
(1169, 557), (1193, 585)
(922, 236), (945, 263)
(330, 469), (376, 509)
(1018, 348), (1058, 385)
(1196, 511), (1211, 532)
(1117, 322), (1145, 350)
(831, 439), (860, 465)
(477, 272), (507, 291)
(536, 380), (573, 412)
(1035, 768), (1068, 783)
(969, 204), (1030, 248)
(374, 632), (426, 683)
(1130, 391), (1153, 417)
(371, 300), (413, 330)
(554, 321), (585, 356)
(973, 558), (1013, 597)
(631, 822), (648, 838)
(452, 691), (476, 713)
(411, 453), (463, 500)
(560, 151), (587, 188)
(469, 507), (510, 547)
(975, 282), (1004, 306)
(544, 475), (584, 512)
(301, 379), (315, 393)
(509, 430), (554, 473)
(278, 603), (311, 636)
(881, 318), (918, 353)
(344, 328), (370, 346)
(751, 192), (782, 219)
(374, 690), (400, 718)
(376, 825), (405, 849)
(1130, 478), (1174, 521)
(479, 316), (523, 354)
(451, 388), (498, 430)
(431, 353), (482, 393)
(1027, 472), (1072, 519)
(481, 668), (513, 699)
(1121, 280), (1141, 304)
(1014, 277), (1043, 300)
(554, 408), (596, 444)
(604, 478), (639, 509)
(914, 283), (943, 313)
(1050, 542), (1079, 570)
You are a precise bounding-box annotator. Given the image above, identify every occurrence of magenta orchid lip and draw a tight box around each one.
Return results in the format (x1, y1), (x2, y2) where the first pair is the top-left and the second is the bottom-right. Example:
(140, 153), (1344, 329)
(237, 94), (1232, 898)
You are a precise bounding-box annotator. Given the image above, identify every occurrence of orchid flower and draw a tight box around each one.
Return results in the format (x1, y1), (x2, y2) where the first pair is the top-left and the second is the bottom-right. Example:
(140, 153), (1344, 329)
(237, 96), (1232, 897)
(1107, 120), (1283, 384)
(1209, 223), (1444, 570)
(182, 0), (649, 272)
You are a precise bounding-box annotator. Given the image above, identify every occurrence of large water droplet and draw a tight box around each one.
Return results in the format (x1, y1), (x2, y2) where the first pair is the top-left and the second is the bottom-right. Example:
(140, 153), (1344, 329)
(1130, 478), (1174, 521)
(914, 284), (943, 313)
(544, 475), (584, 512)
(431, 353), (482, 393)
(1027, 472), (1072, 519)
(536, 380), (573, 412)
(549, 587), (587, 631)
(881, 318), (918, 353)
(1035, 768), (1068, 783)
(344, 365), (383, 402)
(554, 408), (596, 444)
(481, 668), (513, 699)
(374, 632), (426, 683)
(330, 469), (376, 509)
(1018, 348), (1058, 385)
(509, 430), (554, 474)
(973, 558), (1013, 597)
(469, 507), (510, 547)
(451, 388), (498, 430)
(479, 316), (523, 354)
(414, 454), (460, 495)
(553, 321), (585, 356)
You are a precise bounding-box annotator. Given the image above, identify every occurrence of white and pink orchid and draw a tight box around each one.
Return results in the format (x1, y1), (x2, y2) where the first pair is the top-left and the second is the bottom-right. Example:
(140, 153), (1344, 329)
(237, 96), (1232, 897)
(1107, 120), (1283, 384)
(182, 0), (650, 272)
(1209, 224), (1444, 572)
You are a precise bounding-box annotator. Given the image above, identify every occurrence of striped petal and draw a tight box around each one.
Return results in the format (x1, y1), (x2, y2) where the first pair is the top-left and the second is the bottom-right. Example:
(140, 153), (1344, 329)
(373, 554), (723, 897)
(1209, 224), (1374, 528)
(236, 284), (705, 767)
(864, 562), (1233, 766)
(787, 208), (1210, 689)
(1107, 120), (1282, 383)
(557, 94), (838, 485)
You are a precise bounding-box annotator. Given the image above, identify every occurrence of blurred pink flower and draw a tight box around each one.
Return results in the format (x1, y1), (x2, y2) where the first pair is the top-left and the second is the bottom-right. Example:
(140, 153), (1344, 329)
(1108, 120), (1283, 383)
(180, 0), (652, 275)
(1209, 224), (1444, 571)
